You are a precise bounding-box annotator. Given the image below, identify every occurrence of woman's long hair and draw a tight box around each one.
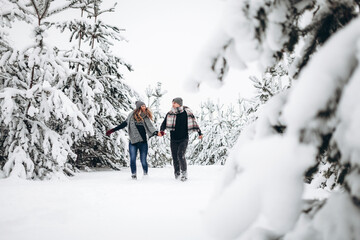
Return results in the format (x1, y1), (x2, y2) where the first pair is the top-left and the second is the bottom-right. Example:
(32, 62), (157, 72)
(134, 107), (153, 122)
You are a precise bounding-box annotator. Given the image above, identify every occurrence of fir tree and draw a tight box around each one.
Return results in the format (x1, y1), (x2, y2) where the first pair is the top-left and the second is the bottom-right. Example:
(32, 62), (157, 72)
(0, 0), (93, 179)
(188, 102), (230, 166)
(55, 0), (137, 170)
(196, 1), (360, 239)
(250, 55), (293, 105)
(145, 82), (171, 167)
(188, 74), (285, 166)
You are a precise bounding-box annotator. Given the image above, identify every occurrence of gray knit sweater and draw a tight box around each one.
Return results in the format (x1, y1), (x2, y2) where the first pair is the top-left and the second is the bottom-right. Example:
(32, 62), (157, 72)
(126, 112), (157, 144)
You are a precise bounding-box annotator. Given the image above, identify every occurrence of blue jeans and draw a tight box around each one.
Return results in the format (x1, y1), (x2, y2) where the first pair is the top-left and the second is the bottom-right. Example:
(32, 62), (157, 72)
(129, 141), (148, 175)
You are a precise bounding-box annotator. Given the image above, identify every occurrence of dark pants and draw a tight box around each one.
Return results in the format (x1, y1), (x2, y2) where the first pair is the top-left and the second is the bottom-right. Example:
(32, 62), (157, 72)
(170, 138), (188, 175)
(129, 142), (148, 175)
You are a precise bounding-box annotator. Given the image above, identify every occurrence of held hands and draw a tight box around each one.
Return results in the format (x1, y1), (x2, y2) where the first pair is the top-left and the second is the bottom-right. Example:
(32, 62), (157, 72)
(157, 131), (202, 139)
(106, 129), (114, 136)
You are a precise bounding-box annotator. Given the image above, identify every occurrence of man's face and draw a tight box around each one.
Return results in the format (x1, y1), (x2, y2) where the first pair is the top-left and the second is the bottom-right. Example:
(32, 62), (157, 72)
(172, 101), (180, 108)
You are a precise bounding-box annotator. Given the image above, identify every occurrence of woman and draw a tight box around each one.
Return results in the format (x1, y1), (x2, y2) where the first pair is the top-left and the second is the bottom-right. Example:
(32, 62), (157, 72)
(106, 101), (158, 180)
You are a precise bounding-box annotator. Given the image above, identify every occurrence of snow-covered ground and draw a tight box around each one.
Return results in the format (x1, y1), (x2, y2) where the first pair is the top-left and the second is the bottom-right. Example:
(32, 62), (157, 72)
(0, 165), (331, 240)
(0, 165), (224, 240)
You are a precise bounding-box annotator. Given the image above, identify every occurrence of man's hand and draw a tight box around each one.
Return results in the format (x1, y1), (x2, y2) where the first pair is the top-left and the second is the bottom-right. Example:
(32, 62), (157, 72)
(199, 135), (203, 140)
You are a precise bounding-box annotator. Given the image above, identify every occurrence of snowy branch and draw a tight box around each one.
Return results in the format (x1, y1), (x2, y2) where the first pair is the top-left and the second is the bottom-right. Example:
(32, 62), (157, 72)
(15, 0), (36, 18)
(46, 0), (81, 17)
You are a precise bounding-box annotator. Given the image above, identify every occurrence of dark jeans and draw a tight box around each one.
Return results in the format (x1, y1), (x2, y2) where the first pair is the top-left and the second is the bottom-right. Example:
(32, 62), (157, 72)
(170, 138), (188, 175)
(129, 141), (148, 175)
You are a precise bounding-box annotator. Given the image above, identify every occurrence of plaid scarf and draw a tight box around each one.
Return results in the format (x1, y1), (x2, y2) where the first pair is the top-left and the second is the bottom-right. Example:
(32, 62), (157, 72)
(166, 106), (200, 132)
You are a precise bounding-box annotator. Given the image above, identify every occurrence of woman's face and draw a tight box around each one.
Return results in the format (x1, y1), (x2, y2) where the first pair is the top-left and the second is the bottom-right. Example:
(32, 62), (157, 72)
(140, 105), (146, 112)
(172, 101), (180, 108)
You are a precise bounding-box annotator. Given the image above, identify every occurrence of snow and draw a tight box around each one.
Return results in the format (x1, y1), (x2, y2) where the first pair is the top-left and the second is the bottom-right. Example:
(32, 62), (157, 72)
(0, 166), (224, 240)
(0, 165), (329, 240)
(3, 146), (34, 179)
(203, 136), (316, 239)
(334, 37), (360, 168)
(312, 193), (360, 240)
(283, 17), (360, 135)
(197, 11), (360, 240)
(285, 193), (360, 240)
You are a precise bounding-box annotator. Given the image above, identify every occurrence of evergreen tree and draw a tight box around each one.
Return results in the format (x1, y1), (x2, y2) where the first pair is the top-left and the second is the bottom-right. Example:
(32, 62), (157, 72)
(188, 100), (239, 165)
(145, 82), (171, 167)
(250, 55), (293, 104)
(188, 70), (287, 166)
(191, 0), (359, 86)
(196, 1), (360, 239)
(0, 0), (93, 179)
(55, 0), (137, 170)
(0, 0), (29, 171)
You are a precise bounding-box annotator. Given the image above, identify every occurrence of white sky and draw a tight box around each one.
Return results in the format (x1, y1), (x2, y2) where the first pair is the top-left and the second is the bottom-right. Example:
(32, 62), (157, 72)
(101, 0), (260, 112)
(9, 0), (260, 113)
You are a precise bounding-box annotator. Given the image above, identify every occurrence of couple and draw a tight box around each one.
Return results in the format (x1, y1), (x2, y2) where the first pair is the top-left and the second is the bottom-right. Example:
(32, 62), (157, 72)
(106, 98), (203, 181)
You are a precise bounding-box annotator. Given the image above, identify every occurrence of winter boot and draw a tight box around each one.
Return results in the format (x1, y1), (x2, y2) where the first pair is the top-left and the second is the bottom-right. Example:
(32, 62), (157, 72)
(131, 174), (137, 180)
(180, 171), (187, 182)
(175, 172), (181, 180)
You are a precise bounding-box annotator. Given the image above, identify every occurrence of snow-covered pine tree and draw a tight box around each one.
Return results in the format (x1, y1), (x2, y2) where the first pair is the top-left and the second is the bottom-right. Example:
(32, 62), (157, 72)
(187, 100), (214, 165)
(190, 0), (359, 87)
(0, 0), (29, 171)
(188, 100), (238, 165)
(250, 56), (293, 105)
(0, 0), (93, 179)
(194, 1), (360, 239)
(145, 82), (171, 167)
(56, 0), (137, 170)
(188, 71), (286, 166)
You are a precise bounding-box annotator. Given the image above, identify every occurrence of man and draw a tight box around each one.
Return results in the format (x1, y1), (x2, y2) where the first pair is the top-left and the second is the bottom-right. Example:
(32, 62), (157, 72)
(159, 97), (203, 181)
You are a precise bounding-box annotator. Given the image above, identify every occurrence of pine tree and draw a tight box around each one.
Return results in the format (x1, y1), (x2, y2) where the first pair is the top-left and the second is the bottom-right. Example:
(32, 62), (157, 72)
(196, 1), (360, 239)
(188, 100), (235, 165)
(0, 0), (93, 179)
(250, 55), (293, 104)
(55, 0), (137, 170)
(188, 73), (286, 166)
(145, 82), (171, 167)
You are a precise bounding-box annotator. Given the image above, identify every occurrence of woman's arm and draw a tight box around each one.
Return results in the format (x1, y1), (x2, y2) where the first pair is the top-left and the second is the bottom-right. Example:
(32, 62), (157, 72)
(106, 121), (127, 136)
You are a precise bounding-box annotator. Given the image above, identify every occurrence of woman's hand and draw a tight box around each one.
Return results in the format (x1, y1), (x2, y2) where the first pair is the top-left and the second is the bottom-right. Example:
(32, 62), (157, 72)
(106, 129), (114, 136)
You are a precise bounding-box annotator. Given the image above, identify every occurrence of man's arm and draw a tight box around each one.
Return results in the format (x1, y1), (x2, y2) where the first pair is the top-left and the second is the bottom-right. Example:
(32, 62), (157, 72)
(160, 114), (168, 131)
